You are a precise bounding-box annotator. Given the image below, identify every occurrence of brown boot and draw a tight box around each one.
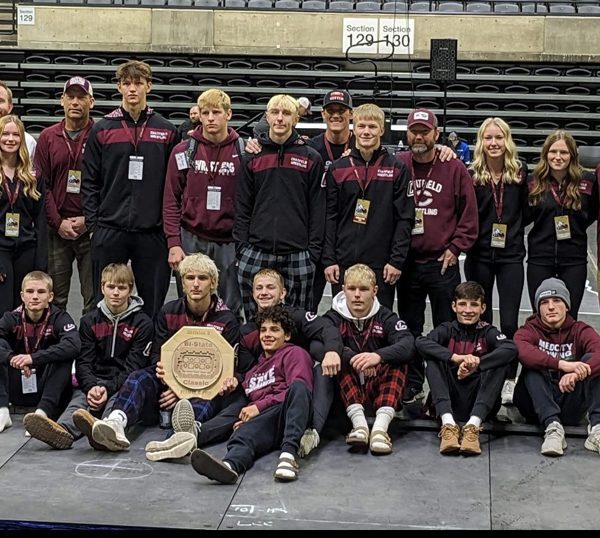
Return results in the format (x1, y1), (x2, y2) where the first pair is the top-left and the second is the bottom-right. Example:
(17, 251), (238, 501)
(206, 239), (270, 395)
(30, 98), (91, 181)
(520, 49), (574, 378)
(438, 424), (461, 454)
(23, 413), (73, 449)
(460, 424), (482, 455)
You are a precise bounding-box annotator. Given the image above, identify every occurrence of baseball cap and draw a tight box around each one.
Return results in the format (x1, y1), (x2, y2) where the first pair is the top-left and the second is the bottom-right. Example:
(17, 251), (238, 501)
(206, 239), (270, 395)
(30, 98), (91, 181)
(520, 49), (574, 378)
(535, 277), (571, 312)
(322, 89), (353, 109)
(297, 97), (311, 112)
(63, 76), (94, 97)
(448, 131), (458, 141)
(407, 108), (438, 130)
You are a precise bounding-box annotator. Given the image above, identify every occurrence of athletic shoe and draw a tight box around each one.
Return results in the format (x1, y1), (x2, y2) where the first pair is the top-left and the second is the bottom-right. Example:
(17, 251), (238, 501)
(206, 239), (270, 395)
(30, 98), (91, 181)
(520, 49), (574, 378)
(23, 413), (73, 449)
(501, 379), (516, 406)
(72, 409), (107, 451)
(541, 421), (566, 457)
(584, 425), (600, 455)
(91, 418), (130, 451)
(145, 432), (197, 461)
(460, 424), (482, 455)
(190, 449), (238, 485)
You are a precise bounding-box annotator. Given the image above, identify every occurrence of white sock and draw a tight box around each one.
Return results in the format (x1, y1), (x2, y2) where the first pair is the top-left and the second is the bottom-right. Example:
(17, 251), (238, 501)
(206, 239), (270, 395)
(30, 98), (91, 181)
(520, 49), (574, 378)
(591, 424), (600, 434)
(346, 404), (368, 430)
(34, 408), (48, 418)
(280, 451), (295, 461)
(467, 416), (482, 428)
(107, 410), (128, 428)
(441, 413), (456, 426)
(223, 461), (233, 471)
(373, 406), (395, 432)
(0, 407), (11, 432)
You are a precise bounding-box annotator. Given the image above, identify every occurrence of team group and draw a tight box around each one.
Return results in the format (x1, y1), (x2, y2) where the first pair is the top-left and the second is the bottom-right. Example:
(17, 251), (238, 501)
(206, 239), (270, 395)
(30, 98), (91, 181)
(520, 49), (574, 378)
(0, 58), (599, 484)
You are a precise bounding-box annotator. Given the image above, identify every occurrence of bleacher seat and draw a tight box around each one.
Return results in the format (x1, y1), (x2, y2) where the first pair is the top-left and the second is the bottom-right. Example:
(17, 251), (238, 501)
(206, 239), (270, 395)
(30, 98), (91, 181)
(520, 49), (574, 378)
(466, 2), (491, 11)
(329, 0), (355, 10)
(494, 2), (519, 12)
(521, 2), (547, 11)
(382, 0), (407, 11)
(247, 0), (273, 6)
(302, 0), (326, 9)
(438, 2), (464, 11)
(224, 0), (246, 6)
(274, 0), (300, 8)
(579, 146), (600, 169)
(168, 0), (193, 5)
(409, 1), (431, 10)
(577, 4), (600, 12)
(549, 3), (576, 12)
(195, 0), (220, 6)
(356, 1), (381, 10)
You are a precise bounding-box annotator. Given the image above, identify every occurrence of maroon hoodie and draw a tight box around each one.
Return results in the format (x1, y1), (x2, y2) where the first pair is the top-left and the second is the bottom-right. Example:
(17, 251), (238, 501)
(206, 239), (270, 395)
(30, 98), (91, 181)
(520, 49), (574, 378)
(515, 313), (600, 377)
(163, 127), (242, 247)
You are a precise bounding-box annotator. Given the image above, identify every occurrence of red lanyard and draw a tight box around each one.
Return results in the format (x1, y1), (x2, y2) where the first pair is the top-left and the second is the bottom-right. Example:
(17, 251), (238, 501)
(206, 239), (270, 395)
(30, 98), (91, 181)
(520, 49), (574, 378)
(22, 308), (50, 355)
(61, 129), (87, 170)
(549, 182), (565, 209)
(120, 119), (148, 154)
(489, 175), (505, 222)
(324, 135), (351, 163)
(348, 317), (376, 352)
(3, 177), (21, 208)
(349, 154), (385, 194)
(410, 154), (438, 206)
(196, 144), (224, 183)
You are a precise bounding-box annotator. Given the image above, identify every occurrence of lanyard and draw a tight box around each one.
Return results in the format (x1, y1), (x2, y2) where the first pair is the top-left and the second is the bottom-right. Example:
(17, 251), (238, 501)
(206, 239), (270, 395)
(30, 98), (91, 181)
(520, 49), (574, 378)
(410, 154), (438, 206)
(195, 143), (224, 183)
(22, 308), (50, 355)
(349, 154), (385, 195)
(3, 177), (21, 208)
(61, 129), (87, 171)
(348, 317), (376, 352)
(324, 135), (351, 163)
(549, 182), (565, 209)
(489, 174), (505, 222)
(121, 119), (148, 155)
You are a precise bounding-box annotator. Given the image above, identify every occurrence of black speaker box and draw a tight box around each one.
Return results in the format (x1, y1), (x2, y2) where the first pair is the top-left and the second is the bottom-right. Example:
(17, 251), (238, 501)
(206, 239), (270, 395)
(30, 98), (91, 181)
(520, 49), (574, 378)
(430, 39), (457, 82)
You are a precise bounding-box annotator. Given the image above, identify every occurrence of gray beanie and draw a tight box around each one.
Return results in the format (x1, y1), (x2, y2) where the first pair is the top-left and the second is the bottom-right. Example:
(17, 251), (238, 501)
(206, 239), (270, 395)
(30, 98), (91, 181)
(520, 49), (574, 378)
(534, 278), (571, 311)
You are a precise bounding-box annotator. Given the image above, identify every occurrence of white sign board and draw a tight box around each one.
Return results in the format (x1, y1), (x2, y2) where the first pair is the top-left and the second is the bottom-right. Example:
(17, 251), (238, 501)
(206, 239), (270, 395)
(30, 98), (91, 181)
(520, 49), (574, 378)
(343, 18), (415, 55)
(17, 6), (35, 26)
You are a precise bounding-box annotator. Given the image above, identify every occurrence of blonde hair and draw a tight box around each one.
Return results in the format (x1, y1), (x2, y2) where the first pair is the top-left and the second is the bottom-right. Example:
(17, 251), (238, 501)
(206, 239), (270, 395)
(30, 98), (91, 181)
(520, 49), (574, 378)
(253, 268), (285, 289)
(352, 104), (385, 131)
(344, 263), (377, 287)
(470, 117), (522, 186)
(266, 94), (299, 116)
(178, 253), (219, 292)
(197, 89), (231, 113)
(115, 60), (152, 83)
(529, 130), (583, 211)
(0, 115), (40, 201)
(22, 271), (53, 292)
(101, 263), (134, 289)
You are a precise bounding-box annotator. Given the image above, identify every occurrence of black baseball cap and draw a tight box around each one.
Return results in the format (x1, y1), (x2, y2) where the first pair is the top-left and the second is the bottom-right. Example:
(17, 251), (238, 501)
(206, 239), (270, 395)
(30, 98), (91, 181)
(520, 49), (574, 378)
(322, 90), (353, 109)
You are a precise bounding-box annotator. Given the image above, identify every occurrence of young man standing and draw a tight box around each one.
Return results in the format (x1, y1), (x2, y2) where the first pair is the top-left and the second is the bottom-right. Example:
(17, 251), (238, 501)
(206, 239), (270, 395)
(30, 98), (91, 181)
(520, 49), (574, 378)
(163, 89), (243, 321)
(234, 94), (325, 321)
(34, 76), (96, 316)
(324, 264), (415, 455)
(514, 278), (600, 457)
(415, 281), (517, 456)
(323, 103), (414, 310)
(82, 60), (178, 318)
(85, 254), (239, 452)
(22, 264), (153, 449)
(0, 272), (80, 434)
(396, 108), (478, 404)
(191, 305), (314, 484)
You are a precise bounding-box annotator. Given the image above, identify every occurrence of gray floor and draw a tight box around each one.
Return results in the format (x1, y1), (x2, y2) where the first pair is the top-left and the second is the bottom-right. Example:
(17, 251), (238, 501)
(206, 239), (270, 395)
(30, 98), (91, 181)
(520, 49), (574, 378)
(1, 237), (600, 530)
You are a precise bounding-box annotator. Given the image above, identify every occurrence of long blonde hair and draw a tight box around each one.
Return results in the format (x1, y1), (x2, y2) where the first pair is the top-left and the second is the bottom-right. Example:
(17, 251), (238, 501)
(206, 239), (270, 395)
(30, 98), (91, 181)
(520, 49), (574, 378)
(529, 130), (583, 210)
(0, 115), (40, 201)
(470, 117), (522, 186)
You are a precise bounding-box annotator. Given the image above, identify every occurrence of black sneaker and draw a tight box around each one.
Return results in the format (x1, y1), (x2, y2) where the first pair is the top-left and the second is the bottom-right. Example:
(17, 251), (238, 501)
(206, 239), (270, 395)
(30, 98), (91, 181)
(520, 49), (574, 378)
(190, 449), (238, 485)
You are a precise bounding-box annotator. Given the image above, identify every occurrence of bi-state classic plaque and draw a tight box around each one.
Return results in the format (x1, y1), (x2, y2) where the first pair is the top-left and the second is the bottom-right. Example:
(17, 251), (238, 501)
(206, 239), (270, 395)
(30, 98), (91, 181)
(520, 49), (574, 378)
(161, 326), (234, 400)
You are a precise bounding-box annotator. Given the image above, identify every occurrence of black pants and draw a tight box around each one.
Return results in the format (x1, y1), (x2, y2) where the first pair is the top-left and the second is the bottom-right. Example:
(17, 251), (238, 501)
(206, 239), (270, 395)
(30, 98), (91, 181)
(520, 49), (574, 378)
(397, 260), (460, 390)
(464, 258), (524, 378)
(2, 360), (72, 418)
(425, 358), (506, 423)
(526, 263), (587, 319)
(331, 266), (396, 310)
(197, 388), (248, 448)
(311, 362), (335, 433)
(224, 381), (312, 474)
(0, 246), (37, 315)
(310, 261), (327, 313)
(514, 358), (600, 428)
(91, 227), (171, 318)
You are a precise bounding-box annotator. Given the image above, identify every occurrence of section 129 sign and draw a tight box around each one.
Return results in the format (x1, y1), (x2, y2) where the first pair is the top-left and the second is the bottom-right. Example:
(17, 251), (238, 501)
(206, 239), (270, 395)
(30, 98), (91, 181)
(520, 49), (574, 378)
(343, 18), (414, 55)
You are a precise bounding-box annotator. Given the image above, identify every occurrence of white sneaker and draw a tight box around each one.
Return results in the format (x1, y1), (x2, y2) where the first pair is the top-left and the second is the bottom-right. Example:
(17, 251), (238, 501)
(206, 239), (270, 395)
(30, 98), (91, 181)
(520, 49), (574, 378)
(501, 379), (516, 406)
(298, 428), (320, 458)
(0, 407), (12, 433)
(145, 432), (197, 461)
(92, 418), (130, 451)
(172, 399), (200, 437)
(584, 425), (600, 455)
(541, 421), (566, 457)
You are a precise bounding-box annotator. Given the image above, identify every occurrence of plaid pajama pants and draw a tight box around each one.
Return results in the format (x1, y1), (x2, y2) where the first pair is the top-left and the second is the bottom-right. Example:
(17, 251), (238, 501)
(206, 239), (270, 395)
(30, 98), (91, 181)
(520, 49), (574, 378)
(339, 361), (407, 410)
(237, 244), (315, 321)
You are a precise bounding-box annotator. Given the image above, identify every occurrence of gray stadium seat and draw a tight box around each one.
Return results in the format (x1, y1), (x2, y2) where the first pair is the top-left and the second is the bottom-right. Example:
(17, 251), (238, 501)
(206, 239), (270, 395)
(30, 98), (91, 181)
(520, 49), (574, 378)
(494, 2), (519, 12)
(466, 2), (491, 11)
(549, 4), (576, 12)
(195, 0), (220, 5)
(329, 0), (355, 9)
(409, 1), (431, 10)
(224, 0), (246, 5)
(382, 0), (407, 10)
(168, 0), (192, 4)
(59, 0), (85, 4)
(437, 2), (464, 11)
(578, 4), (600, 12)
(356, 1), (381, 10)
(274, 0), (300, 7)
(578, 146), (600, 169)
(247, 0), (273, 6)
(302, 0), (326, 9)
(522, 2), (547, 12)
(140, 0), (166, 5)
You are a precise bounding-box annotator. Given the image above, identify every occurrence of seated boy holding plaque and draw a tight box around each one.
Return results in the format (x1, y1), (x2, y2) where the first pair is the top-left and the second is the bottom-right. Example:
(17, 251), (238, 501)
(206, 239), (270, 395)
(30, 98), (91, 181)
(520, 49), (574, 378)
(75, 253), (240, 452)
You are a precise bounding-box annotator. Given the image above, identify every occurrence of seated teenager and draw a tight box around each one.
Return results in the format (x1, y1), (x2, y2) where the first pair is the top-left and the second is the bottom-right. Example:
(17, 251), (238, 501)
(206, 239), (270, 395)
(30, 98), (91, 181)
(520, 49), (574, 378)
(23, 264), (153, 449)
(191, 305), (314, 484)
(0, 271), (80, 435)
(415, 281), (517, 456)
(322, 263), (415, 455)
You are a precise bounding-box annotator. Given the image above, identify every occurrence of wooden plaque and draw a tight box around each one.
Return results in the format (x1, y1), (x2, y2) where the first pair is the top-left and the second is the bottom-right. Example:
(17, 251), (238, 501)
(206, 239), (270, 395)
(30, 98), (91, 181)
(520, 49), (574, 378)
(161, 326), (235, 400)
